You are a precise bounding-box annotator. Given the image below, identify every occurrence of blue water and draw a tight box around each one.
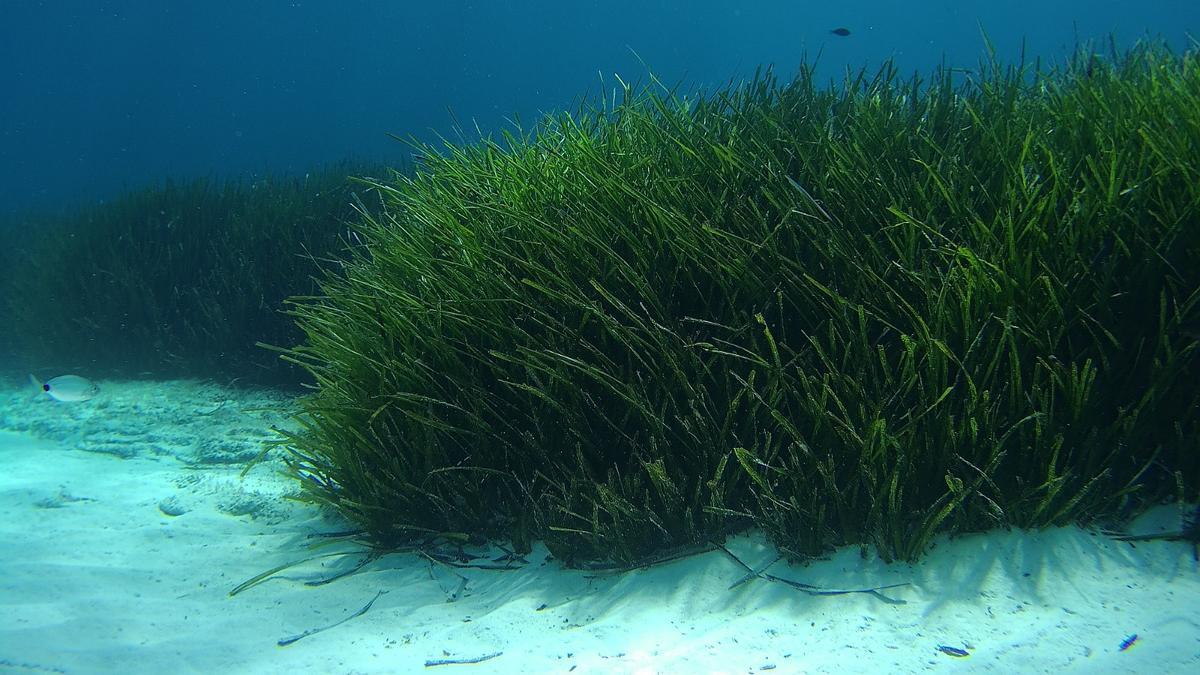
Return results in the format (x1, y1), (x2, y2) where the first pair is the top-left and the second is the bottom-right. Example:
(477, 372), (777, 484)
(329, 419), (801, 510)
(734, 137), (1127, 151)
(0, 1), (1196, 218)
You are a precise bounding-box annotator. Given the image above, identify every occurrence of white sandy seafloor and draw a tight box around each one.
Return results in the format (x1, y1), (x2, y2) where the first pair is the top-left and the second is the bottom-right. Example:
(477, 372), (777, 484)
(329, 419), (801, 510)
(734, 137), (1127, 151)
(0, 377), (1197, 675)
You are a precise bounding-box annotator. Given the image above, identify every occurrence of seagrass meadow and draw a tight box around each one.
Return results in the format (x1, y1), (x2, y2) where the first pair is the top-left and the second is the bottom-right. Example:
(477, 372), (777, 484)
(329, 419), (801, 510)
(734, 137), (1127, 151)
(279, 43), (1200, 566)
(0, 164), (385, 383)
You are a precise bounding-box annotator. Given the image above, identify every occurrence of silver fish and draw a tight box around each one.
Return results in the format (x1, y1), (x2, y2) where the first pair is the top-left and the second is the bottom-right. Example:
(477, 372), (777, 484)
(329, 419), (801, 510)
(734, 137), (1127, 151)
(29, 374), (100, 402)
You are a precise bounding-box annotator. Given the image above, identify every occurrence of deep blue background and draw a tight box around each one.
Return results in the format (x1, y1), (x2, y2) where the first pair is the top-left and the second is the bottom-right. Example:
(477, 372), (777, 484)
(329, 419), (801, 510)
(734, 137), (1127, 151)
(1, 0), (1196, 218)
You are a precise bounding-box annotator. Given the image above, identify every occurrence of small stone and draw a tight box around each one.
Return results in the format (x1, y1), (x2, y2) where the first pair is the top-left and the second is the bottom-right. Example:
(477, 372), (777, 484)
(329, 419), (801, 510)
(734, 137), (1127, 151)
(158, 496), (188, 516)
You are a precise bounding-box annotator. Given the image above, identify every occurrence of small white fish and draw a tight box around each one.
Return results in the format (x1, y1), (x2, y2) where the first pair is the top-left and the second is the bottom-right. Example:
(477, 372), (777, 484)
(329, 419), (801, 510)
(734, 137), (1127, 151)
(29, 374), (100, 402)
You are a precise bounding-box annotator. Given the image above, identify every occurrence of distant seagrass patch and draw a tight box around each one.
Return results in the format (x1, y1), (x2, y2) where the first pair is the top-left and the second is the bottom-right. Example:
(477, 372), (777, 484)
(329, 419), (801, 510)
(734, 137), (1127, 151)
(0, 162), (389, 384)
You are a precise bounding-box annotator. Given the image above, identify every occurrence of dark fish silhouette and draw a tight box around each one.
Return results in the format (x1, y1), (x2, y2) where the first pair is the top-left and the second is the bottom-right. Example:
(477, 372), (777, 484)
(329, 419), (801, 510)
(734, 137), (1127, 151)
(830, 27), (851, 36)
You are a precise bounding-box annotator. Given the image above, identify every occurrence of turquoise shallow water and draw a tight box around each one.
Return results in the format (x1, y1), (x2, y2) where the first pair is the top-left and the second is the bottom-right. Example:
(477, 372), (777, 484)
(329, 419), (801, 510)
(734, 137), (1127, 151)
(1, 3), (1197, 672)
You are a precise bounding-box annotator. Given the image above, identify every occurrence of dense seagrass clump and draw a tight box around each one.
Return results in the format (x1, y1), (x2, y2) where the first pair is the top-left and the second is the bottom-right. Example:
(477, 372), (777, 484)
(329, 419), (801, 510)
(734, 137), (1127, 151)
(283, 43), (1199, 565)
(1, 164), (381, 382)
